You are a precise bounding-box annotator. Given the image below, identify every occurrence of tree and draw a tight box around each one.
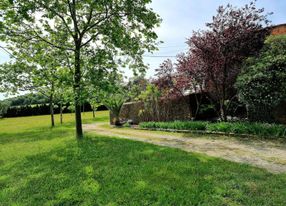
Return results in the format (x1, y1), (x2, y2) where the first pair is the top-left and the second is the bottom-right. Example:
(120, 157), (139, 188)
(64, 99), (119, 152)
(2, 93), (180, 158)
(154, 59), (183, 98)
(154, 57), (207, 120)
(0, 100), (10, 118)
(126, 75), (149, 102)
(138, 83), (161, 122)
(188, 1), (271, 121)
(55, 86), (73, 124)
(176, 53), (207, 119)
(1, 93), (49, 107)
(85, 86), (102, 119)
(0, 41), (70, 127)
(103, 93), (126, 126)
(0, 0), (161, 138)
(236, 35), (286, 122)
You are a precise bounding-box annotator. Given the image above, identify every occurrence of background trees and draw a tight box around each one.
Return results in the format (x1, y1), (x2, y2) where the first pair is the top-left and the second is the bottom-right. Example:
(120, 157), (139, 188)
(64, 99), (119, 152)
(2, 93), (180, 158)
(0, 40), (70, 127)
(236, 35), (286, 122)
(0, 100), (10, 118)
(0, 0), (160, 138)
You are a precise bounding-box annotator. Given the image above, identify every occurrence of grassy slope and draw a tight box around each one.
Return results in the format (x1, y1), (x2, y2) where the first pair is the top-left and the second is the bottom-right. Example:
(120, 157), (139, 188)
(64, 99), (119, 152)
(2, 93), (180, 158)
(0, 112), (286, 206)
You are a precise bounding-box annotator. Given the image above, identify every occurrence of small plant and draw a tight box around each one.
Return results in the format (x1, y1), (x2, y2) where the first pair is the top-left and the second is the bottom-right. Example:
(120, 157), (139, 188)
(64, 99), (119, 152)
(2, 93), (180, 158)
(139, 121), (286, 138)
(123, 122), (131, 128)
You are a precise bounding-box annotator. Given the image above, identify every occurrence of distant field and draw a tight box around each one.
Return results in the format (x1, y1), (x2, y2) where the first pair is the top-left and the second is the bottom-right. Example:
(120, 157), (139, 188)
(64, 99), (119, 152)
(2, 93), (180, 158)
(0, 111), (286, 205)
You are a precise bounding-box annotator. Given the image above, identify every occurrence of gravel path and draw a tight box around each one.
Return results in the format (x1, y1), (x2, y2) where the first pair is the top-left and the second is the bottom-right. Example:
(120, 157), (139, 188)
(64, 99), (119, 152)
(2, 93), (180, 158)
(83, 123), (286, 174)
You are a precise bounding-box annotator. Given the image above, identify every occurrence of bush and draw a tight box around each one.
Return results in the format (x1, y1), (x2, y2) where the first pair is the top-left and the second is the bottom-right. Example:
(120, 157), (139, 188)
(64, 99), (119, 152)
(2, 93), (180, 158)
(139, 121), (286, 138)
(236, 35), (286, 122)
(139, 121), (208, 131)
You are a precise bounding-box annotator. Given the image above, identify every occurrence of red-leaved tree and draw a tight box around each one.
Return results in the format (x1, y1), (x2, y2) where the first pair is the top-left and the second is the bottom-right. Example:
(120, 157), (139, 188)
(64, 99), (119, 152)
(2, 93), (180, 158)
(175, 53), (207, 118)
(188, 1), (271, 121)
(154, 59), (184, 99)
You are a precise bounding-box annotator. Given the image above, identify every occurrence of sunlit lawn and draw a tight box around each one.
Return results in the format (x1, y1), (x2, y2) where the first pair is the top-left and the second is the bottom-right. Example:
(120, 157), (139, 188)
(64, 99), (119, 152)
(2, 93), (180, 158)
(0, 111), (286, 205)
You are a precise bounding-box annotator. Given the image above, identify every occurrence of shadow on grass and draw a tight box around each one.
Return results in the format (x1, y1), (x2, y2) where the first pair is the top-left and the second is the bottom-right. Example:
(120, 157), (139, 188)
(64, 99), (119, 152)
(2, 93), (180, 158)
(1, 135), (286, 206)
(0, 127), (73, 145)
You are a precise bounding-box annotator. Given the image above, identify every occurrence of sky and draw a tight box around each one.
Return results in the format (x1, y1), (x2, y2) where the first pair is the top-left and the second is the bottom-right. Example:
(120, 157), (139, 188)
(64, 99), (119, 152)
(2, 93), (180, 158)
(0, 0), (286, 100)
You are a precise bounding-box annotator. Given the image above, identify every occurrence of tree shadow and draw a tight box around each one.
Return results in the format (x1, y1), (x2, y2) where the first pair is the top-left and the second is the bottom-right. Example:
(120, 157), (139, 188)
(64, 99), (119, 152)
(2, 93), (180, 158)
(0, 127), (72, 145)
(1, 135), (286, 205)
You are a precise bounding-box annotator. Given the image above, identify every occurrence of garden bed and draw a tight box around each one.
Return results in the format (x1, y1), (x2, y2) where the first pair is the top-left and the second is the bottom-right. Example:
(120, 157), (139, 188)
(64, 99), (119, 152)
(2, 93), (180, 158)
(139, 121), (286, 139)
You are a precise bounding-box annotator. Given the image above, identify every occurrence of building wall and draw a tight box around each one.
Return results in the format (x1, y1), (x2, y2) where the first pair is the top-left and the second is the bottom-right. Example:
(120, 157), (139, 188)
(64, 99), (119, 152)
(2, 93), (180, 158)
(270, 24), (286, 35)
(110, 96), (192, 125)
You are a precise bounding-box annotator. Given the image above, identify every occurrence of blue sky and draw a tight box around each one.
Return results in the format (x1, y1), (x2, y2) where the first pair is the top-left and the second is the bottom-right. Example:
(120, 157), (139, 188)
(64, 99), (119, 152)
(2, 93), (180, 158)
(0, 0), (285, 100)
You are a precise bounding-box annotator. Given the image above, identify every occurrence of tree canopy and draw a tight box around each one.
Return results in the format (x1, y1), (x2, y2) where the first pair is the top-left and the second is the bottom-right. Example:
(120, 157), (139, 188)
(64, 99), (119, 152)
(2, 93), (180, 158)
(188, 1), (270, 121)
(0, 0), (161, 138)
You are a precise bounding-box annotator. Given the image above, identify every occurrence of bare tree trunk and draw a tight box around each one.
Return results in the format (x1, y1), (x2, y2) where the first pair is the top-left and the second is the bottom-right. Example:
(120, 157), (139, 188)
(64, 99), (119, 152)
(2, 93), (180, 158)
(220, 100), (227, 121)
(49, 93), (55, 127)
(92, 105), (95, 118)
(60, 102), (63, 124)
(221, 62), (228, 122)
(115, 116), (121, 126)
(193, 94), (202, 120)
(74, 43), (83, 139)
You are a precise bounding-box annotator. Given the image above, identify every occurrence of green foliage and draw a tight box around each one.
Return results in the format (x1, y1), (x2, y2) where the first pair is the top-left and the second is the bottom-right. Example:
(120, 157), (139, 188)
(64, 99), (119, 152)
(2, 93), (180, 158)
(138, 84), (161, 121)
(0, 0), (161, 137)
(126, 75), (149, 101)
(103, 91), (127, 125)
(122, 122), (131, 128)
(1, 112), (286, 205)
(139, 84), (161, 101)
(5, 93), (49, 106)
(206, 122), (286, 137)
(236, 35), (286, 122)
(139, 121), (286, 138)
(0, 100), (10, 117)
(103, 94), (126, 116)
(140, 121), (208, 131)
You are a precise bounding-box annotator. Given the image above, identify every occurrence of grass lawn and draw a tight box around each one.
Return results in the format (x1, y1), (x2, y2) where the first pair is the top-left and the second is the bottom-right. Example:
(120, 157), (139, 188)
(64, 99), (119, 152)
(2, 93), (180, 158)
(0, 111), (286, 205)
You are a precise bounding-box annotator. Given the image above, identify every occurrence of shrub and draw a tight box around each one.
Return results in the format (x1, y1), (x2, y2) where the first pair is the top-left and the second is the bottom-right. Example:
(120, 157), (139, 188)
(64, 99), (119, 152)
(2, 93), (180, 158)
(139, 121), (208, 131)
(236, 35), (286, 122)
(139, 121), (286, 138)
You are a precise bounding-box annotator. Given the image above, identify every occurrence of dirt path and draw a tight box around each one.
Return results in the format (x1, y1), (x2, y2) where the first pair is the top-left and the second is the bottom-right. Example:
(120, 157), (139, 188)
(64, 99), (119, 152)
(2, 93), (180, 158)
(83, 123), (286, 174)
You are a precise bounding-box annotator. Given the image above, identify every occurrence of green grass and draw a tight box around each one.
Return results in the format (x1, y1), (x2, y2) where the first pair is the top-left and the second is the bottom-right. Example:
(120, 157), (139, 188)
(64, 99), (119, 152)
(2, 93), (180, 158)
(139, 121), (286, 138)
(1, 112), (286, 205)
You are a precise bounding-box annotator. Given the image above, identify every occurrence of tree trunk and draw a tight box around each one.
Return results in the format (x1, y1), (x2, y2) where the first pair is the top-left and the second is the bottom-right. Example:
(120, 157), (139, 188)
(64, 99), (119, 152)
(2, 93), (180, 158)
(74, 44), (83, 139)
(114, 116), (121, 126)
(92, 106), (95, 118)
(60, 102), (63, 124)
(220, 62), (228, 122)
(193, 94), (202, 120)
(49, 93), (55, 127)
(188, 95), (193, 120)
(220, 101), (227, 121)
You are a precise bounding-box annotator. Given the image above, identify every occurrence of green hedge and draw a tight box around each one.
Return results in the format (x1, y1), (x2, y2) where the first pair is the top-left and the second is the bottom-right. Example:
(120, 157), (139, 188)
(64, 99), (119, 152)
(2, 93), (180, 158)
(139, 121), (286, 138)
